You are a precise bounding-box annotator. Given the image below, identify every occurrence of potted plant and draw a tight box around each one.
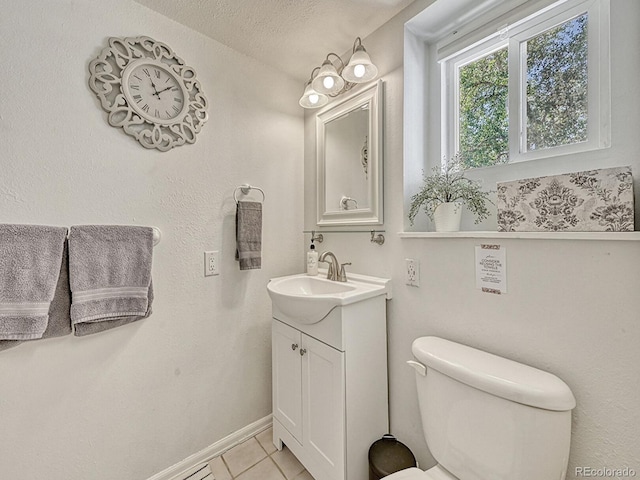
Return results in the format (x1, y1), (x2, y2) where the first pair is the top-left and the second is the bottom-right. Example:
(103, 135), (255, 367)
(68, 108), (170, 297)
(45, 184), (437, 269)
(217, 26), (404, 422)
(408, 155), (493, 231)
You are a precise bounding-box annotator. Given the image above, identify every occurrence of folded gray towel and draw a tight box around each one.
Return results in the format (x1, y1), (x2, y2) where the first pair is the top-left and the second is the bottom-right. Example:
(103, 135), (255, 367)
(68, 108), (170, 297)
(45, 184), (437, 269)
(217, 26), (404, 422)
(0, 224), (67, 341)
(0, 241), (72, 352)
(235, 201), (262, 270)
(68, 225), (154, 336)
(41, 241), (72, 339)
(74, 282), (153, 336)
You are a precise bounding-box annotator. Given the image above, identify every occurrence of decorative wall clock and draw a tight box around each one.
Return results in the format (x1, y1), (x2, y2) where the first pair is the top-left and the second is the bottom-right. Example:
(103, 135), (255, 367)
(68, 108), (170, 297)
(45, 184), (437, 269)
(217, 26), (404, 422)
(88, 36), (208, 151)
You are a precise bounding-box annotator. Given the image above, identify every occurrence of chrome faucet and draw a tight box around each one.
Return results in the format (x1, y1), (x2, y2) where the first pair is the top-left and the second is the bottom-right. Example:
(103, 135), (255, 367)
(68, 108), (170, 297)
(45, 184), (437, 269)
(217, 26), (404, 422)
(318, 251), (350, 282)
(318, 251), (339, 281)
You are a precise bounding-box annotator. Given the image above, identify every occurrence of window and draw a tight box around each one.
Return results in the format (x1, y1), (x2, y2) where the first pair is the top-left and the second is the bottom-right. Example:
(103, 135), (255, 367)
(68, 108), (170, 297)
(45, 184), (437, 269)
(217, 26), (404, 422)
(441, 0), (609, 169)
(456, 45), (509, 168)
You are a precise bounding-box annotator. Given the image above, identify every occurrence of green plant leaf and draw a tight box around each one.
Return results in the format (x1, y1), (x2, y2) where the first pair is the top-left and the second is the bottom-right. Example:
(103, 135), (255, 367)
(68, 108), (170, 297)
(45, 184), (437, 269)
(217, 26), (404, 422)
(408, 155), (494, 225)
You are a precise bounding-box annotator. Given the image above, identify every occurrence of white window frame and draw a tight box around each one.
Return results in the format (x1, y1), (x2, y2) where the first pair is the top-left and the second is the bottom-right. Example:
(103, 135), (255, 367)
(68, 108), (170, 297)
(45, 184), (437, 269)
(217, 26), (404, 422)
(441, 0), (610, 168)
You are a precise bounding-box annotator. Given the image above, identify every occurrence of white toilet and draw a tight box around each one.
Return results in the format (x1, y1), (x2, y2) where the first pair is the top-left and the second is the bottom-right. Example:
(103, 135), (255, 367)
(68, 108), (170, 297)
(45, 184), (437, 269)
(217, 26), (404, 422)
(388, 336), (576, 480)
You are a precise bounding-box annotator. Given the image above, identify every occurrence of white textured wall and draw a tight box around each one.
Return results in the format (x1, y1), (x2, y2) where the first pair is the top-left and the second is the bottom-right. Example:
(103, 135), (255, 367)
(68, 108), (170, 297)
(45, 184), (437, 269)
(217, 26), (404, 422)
(304, 0), (640, 477)
(0, 1), (303, 479)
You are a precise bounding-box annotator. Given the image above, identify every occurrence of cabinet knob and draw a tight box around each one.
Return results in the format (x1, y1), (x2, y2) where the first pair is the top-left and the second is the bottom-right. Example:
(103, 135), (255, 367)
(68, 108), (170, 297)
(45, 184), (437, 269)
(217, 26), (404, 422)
(291, 343), (298, 351)
(300, 348), (307, 356)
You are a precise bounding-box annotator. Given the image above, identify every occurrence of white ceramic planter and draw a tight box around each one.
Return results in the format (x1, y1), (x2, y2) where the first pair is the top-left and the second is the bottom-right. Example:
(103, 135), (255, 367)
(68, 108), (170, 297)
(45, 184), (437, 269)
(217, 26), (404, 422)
(433, 202), (462, 232)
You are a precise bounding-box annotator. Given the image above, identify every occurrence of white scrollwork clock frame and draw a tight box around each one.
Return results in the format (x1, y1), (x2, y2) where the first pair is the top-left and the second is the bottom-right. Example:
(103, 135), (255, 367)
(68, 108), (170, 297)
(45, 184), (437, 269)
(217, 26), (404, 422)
(88, 36), (208, 151)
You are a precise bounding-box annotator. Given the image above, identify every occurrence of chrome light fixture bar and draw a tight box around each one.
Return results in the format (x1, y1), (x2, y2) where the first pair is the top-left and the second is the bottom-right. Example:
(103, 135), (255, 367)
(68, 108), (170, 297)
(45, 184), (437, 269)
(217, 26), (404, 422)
(299, 37), (378, 109)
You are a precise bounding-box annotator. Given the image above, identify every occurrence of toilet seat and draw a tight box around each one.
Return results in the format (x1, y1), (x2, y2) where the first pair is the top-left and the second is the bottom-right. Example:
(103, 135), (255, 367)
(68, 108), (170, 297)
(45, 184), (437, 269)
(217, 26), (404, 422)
(384, 465), (458, 480)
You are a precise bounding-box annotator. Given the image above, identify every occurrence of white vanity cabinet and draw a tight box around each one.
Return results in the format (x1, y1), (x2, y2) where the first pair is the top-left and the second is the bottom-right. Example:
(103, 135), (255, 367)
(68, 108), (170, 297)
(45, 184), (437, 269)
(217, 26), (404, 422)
(273, 320), (345, 479)
(271, 293), (389, 480)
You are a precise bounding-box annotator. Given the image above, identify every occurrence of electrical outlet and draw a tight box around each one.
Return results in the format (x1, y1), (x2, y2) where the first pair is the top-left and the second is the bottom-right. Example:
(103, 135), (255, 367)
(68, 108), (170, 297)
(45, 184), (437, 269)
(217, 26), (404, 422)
(405, 258), (420, 287)
(204, 251), (220, 276)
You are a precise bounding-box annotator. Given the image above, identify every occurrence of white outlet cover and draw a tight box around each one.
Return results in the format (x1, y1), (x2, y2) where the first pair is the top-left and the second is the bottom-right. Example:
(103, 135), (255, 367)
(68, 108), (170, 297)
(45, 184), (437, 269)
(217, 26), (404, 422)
(204, 251), (220, 276)
(405, 258), (420, 287)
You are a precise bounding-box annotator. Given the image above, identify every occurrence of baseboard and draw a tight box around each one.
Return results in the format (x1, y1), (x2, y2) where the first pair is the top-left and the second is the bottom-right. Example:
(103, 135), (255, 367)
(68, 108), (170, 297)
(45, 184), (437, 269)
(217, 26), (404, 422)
(147, 414), (273, 480)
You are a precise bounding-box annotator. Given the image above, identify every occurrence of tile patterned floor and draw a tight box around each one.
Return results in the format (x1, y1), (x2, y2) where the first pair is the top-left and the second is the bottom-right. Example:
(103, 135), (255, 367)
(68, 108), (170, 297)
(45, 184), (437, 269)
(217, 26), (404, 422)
(208, 426), (315, 480)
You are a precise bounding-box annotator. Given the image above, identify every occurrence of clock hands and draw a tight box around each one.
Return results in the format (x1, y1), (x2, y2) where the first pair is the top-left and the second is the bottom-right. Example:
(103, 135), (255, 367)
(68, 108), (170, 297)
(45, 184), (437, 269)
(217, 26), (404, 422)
(155, 85), (174, 96)
(149, 78), (161, 98)
(149, 78), (177, 99)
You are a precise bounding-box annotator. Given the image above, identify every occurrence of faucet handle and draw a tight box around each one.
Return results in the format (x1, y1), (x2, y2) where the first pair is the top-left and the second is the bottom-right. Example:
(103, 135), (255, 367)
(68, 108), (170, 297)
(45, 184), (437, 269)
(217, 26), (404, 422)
(338, 262), (351, 282)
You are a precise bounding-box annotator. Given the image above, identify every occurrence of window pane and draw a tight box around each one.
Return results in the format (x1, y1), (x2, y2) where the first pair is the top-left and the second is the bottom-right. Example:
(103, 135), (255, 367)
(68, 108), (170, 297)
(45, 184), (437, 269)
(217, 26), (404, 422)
(526, 14), (588, 151)
(458, 47), (509, 169)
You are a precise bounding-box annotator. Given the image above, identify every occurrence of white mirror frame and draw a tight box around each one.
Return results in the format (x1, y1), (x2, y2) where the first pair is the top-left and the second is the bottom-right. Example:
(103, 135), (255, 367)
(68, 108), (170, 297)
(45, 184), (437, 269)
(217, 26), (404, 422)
(316, 80), (383, 226)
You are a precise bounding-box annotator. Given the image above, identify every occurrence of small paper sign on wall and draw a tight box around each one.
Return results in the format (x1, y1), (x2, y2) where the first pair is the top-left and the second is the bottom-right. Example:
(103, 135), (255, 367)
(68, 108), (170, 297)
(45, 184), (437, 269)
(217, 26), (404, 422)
(475, 244), (507, 294)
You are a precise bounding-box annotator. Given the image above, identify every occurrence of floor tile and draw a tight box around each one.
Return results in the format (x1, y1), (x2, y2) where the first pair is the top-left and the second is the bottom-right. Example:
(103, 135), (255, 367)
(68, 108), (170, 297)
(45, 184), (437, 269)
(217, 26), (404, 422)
(235, 457), (286, 480)
(271, 446), (305, 480)
(293, 471), (315, 480)
(222, 437), (268, 477)
(208, 456), (232, 480)
(256, 427), (277, 455)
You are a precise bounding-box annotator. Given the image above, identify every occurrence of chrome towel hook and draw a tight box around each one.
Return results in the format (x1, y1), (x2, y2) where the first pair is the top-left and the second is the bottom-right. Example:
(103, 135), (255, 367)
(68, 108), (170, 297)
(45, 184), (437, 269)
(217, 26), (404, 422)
(370, 230), (385, 245)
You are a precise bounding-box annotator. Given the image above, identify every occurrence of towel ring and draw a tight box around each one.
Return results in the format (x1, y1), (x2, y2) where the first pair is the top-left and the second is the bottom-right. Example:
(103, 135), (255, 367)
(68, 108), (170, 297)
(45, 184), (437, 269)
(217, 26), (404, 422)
(234, 184), (266, 204)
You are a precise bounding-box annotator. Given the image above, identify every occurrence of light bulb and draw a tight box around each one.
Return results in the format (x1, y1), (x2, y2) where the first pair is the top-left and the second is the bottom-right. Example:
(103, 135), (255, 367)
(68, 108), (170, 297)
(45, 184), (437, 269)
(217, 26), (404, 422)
(309, 94), (319, 105)
(323, 76), (335, 89)
(354, 64), (366, 78)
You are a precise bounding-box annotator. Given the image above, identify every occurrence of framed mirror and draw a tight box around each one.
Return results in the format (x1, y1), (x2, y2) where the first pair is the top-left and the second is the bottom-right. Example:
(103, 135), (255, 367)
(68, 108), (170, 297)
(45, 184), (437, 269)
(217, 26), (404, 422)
(316, 80), (383, 225)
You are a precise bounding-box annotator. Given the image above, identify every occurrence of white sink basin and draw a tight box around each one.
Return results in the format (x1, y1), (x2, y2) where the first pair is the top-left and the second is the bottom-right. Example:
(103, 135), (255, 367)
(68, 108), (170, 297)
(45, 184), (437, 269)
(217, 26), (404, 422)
(267, 271), (391, 325)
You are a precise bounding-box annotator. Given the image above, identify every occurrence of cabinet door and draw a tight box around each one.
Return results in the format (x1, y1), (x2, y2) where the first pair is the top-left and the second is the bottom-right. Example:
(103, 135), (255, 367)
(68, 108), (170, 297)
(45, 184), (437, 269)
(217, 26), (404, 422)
(272, 320), (303, 442)
(302, 334), (345, 480)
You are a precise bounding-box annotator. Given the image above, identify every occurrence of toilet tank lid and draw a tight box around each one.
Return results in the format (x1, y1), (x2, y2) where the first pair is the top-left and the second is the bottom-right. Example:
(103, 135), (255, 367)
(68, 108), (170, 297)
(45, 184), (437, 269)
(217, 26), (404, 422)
(412, 337), (576, 411)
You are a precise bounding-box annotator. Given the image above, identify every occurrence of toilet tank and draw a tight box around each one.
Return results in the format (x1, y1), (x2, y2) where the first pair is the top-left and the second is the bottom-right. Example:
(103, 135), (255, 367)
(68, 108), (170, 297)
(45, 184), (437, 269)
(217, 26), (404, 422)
(412, 337), (576, 480)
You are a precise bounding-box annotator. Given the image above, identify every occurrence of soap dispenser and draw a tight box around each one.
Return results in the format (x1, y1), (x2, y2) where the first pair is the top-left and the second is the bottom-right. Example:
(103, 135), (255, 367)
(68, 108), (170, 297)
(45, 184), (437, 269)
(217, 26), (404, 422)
(306, 241), (318, 276)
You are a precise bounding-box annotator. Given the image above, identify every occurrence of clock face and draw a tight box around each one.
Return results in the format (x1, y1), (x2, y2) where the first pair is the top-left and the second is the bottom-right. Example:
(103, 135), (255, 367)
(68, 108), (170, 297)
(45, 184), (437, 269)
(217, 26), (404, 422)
(89, 36), (208, 151)
(123, 62), (186, 124)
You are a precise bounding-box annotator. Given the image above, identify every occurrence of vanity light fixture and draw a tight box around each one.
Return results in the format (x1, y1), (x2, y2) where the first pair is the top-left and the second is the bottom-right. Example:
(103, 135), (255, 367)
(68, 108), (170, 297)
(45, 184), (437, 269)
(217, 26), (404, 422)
(299, 67), (329, 108)
(299, 37), (378, 109)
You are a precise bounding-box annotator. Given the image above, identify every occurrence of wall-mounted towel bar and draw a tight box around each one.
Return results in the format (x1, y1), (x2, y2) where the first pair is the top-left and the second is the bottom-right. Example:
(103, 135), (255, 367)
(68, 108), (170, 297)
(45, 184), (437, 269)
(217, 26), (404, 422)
(65, 227), (161, 246)
(234, 184), (266, 204)
(151, 227), (161, 246)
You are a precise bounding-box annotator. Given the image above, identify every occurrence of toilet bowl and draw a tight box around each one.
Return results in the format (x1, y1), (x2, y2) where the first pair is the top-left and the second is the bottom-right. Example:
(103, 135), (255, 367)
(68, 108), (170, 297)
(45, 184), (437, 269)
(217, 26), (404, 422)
(390, 336), (576, 480)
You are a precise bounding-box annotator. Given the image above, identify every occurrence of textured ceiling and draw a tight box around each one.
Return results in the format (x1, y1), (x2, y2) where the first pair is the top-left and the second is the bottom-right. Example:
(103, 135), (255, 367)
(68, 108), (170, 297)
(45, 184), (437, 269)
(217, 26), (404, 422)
(134, 0), (414, 83)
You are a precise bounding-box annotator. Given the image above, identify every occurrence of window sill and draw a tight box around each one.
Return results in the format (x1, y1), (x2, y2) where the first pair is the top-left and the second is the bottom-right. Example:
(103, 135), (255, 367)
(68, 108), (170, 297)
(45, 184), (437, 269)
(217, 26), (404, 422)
(398, 231), (640, 241)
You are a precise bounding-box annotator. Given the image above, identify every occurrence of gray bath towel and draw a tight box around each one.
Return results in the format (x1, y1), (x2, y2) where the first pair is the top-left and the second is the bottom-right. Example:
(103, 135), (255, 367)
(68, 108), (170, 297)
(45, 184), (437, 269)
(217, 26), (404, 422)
(0, 241), (72, 352)
(235, 201), (262, 270)
(68, 225), (154, 336)
(0, 224), (67, 341)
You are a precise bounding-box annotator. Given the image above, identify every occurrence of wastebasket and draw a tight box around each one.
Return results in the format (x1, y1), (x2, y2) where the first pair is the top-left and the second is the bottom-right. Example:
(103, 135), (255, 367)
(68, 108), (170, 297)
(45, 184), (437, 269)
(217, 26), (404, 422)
(368, 434), (417, 480)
